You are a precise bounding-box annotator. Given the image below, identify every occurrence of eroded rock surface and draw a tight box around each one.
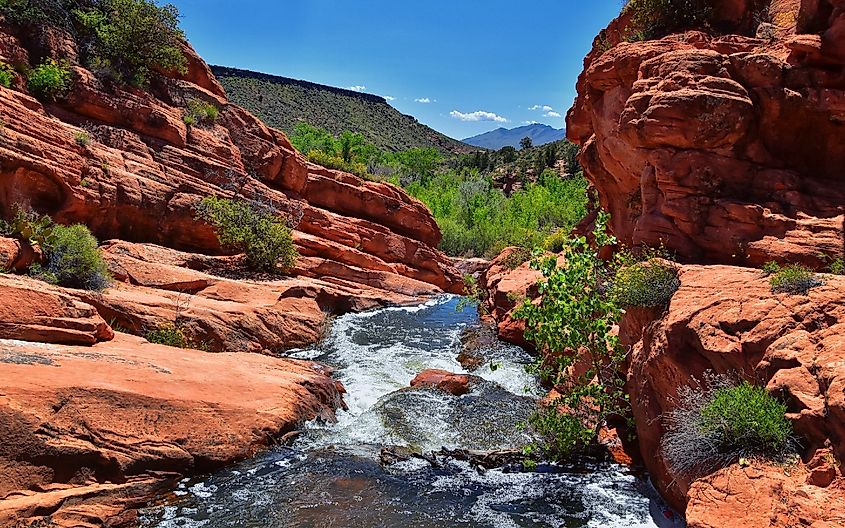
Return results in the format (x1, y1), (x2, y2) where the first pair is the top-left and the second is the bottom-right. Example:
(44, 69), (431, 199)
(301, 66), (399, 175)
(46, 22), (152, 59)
(567, 1), (845, 268)
(0, 333), (342, 527)
(624, 265), (845, 512)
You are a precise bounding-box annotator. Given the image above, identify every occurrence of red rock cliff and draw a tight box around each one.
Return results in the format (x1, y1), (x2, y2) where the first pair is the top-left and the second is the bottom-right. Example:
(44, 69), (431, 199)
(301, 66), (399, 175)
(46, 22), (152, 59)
(567, 0), (845, 268)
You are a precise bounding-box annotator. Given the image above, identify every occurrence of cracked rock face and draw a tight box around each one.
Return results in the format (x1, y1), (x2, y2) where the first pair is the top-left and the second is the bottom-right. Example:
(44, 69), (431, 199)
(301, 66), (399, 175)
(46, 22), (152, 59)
(567, 0), (845, 268)
(622, 265), (845, 515)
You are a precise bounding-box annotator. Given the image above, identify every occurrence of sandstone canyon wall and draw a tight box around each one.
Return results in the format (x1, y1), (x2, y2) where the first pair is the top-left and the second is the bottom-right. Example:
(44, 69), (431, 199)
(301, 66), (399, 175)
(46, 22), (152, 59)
(483, 1), (845, 526)
(0, 16), (461, 527)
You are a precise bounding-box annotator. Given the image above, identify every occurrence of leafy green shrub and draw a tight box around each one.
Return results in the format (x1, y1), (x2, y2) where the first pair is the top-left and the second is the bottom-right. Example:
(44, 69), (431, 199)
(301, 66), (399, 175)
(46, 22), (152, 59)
(611, 259), (680, 308)
(0, 208), (57, 249)
(74, 0), (187, 86)
(0, 61), (15, 88)
(306, 149), (369, 179)
(761, 260), (781, 276)
(622, 0), (714, 40)
(542, 230), (569, 253)
(38, 223), (111, 290)
(501, 247), (532, 270)
(27, 58), (71, 101)
(195, 196), (297, 273)
(528, 407), (594, 459)
(769, 264), (821, 295)
(662, 376), (793, 478)
(514, 213), (627, 459)
(74, 130), (90, 146)
(830, 258), (845, 276)
(183, 98), (219, 126)
(146, 322), (191, 348)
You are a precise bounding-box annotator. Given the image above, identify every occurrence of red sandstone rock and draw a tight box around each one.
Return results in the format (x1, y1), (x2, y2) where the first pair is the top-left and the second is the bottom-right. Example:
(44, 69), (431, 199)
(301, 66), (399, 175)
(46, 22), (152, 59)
(685, 464), (845, 528)
(624, 265), (845, 512)
(479, 247), (543, 348)
(0, 274), (113, 345)
(0, 333), (343, 527)
(410, 369), (473, 396)
(567, 3), (845, 268)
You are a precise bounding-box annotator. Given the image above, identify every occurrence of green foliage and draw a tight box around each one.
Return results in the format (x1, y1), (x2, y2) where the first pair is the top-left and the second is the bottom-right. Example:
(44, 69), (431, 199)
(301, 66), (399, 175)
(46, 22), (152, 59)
(408, 169), (588, 257)
(769, 263), (821, 295)
(27, 58), (71, 101)
(611, 259), (680, 308)
(145, 322), (191, 348)
(393, 147), (440, 185)
(622, 0), (715, 40)
(542, 230), (569, 253)
(519, 136), (533, 150)
(39, 224), (111, 290)
(528, 407), (594, 459)
(456, 274), (488, 314)
(183, 98), (219, 127)
(74, 0), (186, 86)
(761, 260), (781, 276)
(0, 61), (14, 88)
(501, 247), (532, 270)
(0, 208), (57, 249)
(74, 130), (90, 146)
(830, 258), (845, 276)
(662, 375), (794, 478)
(701, 382), (792, 455)
(195, 196), (298, 273)
(306, 149), (370, 179)
(514, 213), (628, 458)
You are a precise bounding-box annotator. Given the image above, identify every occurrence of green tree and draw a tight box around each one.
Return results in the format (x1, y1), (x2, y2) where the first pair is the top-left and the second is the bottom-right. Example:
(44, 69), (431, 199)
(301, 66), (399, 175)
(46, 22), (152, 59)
(520, 136), (533, 150)
(74, 0), (187, 86)
(393, 147), (440, 185)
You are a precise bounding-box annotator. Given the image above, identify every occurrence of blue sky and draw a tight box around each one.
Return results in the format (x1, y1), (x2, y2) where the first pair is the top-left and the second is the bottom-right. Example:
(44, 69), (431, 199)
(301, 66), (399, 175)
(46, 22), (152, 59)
(171, 0), (621, 140)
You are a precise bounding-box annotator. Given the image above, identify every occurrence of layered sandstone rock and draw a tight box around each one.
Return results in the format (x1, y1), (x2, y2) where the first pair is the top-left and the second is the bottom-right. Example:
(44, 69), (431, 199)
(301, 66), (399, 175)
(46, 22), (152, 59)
(623, 265), (845, 512)
(0, 15), (461, 527)
(567, 0), (845, 268)
(0, 333), (342, 527)
(478, 247), (542, 348)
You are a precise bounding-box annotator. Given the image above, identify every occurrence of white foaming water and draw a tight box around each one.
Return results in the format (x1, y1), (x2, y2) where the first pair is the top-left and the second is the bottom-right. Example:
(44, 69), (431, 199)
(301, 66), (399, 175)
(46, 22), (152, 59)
(292, 295), (539, 450)
(141, 296), (670, 528)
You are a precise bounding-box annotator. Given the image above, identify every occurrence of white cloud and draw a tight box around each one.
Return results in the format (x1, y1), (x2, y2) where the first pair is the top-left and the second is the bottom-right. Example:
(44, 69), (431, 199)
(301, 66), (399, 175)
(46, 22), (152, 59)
(382, 95), (396, 101)
(544, 111), (562, 118)
(346, 85), (367, 92)
(522, 120), (540, 125)
(529, 104), (554, 111)
(414, 97), (431, 103)
(450, 110), (508, 123)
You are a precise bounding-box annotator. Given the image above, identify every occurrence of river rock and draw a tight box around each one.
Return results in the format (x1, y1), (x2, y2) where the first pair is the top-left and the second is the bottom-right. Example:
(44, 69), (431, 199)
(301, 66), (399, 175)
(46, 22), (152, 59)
(411, 369), (474, 396)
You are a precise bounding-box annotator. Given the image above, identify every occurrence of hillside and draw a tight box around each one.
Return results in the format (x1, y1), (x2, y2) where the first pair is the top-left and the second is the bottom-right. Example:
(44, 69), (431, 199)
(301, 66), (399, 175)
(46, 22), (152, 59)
(462, 123), (566, 150)
(211, 66), (473, 155)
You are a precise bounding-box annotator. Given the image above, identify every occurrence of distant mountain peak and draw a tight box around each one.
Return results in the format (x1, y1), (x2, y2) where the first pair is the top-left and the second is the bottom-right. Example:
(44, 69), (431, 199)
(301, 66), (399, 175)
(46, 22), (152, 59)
(462, 123), (566, 150)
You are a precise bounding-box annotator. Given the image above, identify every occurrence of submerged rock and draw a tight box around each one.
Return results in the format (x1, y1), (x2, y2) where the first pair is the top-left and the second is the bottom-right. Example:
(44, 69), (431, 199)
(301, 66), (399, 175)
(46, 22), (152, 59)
(374, 380), (538, 452)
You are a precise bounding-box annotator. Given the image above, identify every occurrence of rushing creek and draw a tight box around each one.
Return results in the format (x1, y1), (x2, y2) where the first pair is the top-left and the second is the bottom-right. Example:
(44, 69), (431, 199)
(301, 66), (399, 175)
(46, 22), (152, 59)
(140, 296), (673, 528)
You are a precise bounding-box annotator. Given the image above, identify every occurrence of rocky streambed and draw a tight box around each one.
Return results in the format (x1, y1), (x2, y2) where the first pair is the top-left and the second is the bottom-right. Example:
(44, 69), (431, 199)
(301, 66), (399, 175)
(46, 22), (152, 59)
(140, 296), (673, 528)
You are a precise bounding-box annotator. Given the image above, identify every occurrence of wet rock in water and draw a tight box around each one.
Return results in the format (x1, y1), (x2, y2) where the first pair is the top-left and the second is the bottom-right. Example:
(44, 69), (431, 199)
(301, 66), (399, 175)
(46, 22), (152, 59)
(410, 368), (475, 396)
(374, 381), (538, 452)
(455, 324), (500, 372)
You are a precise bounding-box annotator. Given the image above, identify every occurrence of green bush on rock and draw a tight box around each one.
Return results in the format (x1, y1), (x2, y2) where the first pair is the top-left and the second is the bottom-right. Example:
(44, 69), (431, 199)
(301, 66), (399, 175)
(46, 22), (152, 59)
(195, 196), (298, 273)
(622, 0), (714, 40)
(75, 0), (187, 86)
(662, 376), (794, 478)
(611, 259), (680, 308)
(27, 58), (71, 101)
(37, 224), (112, 291)
(767, 263), (821, 295)
(0, 61), (15, 88)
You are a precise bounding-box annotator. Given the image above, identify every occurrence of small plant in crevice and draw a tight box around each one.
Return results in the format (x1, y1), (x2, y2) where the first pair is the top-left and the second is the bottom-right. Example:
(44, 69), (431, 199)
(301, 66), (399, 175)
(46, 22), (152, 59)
(0, 61), (15, 88)
(183, 98), (219, 127)
(74, 130), (91, 147)
(501, 246), (533, 271)
(194, 196), (297, 273)
(767, 263), (822, 295)
(145, 322), (194, 348)
(27, 58), (71, 102)
(661, 374), (795, 479)
(818, 253), (845, 276)
(457, 274), (488, 315)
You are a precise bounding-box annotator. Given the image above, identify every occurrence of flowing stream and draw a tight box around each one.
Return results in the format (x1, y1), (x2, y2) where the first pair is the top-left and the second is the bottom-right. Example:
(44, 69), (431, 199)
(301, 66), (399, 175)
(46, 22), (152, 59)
(140, 296), (670, 528)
